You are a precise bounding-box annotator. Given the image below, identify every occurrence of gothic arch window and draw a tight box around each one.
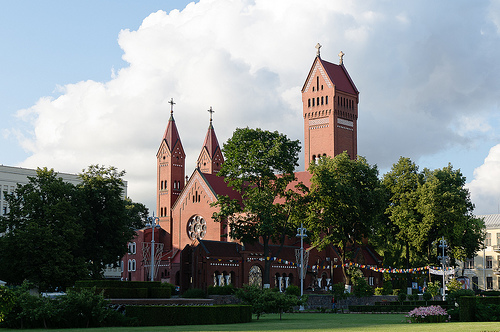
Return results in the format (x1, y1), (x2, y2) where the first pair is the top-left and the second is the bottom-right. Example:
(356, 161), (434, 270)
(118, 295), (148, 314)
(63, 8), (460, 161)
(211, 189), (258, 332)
(321, 84), (323, 90)
(321, 96), (324, 105)
(187, 215), (206, 240)
(326, 96), (328, 104)
(308, 99), (311, 107)
(317, 97), (319, 106)
(316, 76), (319, 91)
(312, 98), (315, 107)
(213, 270), (221, 286)
(249, 265), (262, 288)
(160, 181), (163, 190)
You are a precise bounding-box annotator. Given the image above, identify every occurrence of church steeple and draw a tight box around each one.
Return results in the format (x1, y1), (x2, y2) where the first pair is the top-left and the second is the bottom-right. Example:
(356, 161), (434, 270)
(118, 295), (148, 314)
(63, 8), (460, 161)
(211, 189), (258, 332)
(197, 106), (224, 174)
(157, 98), (186, 232)
(301, 45), (359, 168)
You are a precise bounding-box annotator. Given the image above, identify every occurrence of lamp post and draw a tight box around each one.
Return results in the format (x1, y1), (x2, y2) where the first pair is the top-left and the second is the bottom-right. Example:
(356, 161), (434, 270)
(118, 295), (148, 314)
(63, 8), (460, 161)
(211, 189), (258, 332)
(296, 223), (307, 310)
(438, 237), (448, 300)
(145, 215), (160, 282)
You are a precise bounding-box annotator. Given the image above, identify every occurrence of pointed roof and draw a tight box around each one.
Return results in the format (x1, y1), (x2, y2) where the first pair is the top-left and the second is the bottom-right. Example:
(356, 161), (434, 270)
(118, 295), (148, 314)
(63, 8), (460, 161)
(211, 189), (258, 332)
(162, 103), (182, 152)
(202, 121), (221, 158)
(302, 55), (359, 96)
(201, 106), (221, 158)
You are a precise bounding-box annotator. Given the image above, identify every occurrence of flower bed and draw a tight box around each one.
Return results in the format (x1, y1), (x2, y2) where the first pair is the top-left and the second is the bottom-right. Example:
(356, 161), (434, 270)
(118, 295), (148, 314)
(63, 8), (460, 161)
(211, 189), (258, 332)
(406, 305), (450, 323)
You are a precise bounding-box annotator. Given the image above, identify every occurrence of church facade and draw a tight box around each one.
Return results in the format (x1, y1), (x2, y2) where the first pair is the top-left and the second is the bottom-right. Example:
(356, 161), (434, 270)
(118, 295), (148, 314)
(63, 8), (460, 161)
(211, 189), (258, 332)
(121, 46), (383, 292)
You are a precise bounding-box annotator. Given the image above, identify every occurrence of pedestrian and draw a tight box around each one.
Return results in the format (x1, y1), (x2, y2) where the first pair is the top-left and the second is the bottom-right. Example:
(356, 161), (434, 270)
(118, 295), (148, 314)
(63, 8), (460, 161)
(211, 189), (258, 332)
(331, 296), (336, 310)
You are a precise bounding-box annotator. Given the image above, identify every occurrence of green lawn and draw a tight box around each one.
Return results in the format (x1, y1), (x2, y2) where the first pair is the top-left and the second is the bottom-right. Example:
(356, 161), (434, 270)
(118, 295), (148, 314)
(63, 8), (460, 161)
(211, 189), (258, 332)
(2, 313), (499, 332)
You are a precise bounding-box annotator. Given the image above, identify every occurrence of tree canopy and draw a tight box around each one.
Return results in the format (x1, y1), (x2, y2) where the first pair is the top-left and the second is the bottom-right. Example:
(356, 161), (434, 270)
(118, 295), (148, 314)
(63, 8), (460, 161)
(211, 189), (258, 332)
(212, 127), (301, 288)
(303, 152), (386, 283)
(377, 158), (485, 268)
(0, 166), (148, 290)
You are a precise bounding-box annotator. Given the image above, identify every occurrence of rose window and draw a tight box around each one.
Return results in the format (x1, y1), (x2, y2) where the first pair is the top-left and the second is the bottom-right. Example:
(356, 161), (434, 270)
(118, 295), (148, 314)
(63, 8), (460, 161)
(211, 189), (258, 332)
(187, 215), (206, 240)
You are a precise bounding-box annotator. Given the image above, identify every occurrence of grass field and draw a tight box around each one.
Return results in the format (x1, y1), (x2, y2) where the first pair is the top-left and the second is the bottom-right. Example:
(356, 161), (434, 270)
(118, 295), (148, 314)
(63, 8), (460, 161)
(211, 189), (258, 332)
(2, 313), (499, 332)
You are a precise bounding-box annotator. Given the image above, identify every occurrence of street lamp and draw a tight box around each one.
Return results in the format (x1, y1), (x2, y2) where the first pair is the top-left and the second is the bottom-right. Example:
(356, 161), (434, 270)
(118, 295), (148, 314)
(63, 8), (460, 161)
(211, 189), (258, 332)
(145, 215), (161, 282)
(438, 237), (448, 300)
(296, 223), (307, 310)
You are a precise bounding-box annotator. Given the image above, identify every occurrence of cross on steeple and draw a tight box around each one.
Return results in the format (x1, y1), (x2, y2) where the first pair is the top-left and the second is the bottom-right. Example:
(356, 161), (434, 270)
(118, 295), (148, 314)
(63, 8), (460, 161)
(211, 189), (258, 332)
(208, 106), (214, 122)
(168, 98), (176, 114)
(315, 43), (322, 57)
(338, 51), (344, 65)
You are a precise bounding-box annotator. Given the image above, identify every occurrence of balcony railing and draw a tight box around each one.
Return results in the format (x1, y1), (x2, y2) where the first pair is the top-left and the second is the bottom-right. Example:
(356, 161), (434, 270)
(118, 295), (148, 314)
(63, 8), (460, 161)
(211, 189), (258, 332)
(493, 244), (500, 253)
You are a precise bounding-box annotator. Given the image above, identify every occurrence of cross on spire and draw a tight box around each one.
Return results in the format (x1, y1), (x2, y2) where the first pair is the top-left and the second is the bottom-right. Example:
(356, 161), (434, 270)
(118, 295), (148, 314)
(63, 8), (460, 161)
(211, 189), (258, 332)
(208, 106), (214, 122)
(338, 51), (344, 65)
(168, 98), (176, 114)
(315, 43), (322, 57)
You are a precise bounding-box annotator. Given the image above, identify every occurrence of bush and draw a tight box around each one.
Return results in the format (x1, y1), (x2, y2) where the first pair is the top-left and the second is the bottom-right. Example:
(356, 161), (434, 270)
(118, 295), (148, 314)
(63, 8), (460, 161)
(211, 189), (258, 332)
(406, 305), (450, 323)
(207, 285), (235, 295)
(382, 280), (393, 295)
(374, 287), (383, 295)
(285, 285), (300, 296)
(392, 289), (401, 296)
(423, 292), (432, 303)
(0, 286), (15, 323)
(352, 277), (373, 297)
(1, 286), (127, 329)
(447, 289), (475, 305)
(398, 292), (407, 303)
(407, 294), (418, 303)
(182, 288), (206, 298)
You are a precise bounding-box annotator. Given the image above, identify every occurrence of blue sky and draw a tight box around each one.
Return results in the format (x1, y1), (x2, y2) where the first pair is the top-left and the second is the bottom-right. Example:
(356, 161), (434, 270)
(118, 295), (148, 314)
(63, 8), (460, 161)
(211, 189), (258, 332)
(1, 0), (500, 214)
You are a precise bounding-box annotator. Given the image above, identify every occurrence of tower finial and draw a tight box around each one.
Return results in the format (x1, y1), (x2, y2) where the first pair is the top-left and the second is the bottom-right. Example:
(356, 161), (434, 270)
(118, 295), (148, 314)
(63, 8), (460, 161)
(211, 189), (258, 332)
(315, 43), (322, 57)
(338, 51), (344, 65)
(168, 98), (176, 115)
(208, 106), (214, 123)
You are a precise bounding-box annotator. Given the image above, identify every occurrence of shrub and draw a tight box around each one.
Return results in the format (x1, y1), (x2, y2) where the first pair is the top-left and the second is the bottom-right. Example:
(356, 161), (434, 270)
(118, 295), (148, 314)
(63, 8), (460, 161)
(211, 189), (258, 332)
(285, 285), (300, 296)
(427, 281), (441, 300)
(476, 303), (500, 322)
(382, 279), (393, 295)
(332, 283), (349, 302)
(398, 292), (407, 303)
(182, 288), (206, 298)
(1, 286), (127, 329)
(446, 278), (463, 293)
(447, 289), (475, 305)
(207, 285), (235, 295)
(422, 292), (432, 303)
(407, 294), (418, 303)
(392, 289), (401, 296)
(374, 287), (383, 295)
(0, 286), (15, 323)
(406, 305), (450, 323)
(352, 276), (374, 297)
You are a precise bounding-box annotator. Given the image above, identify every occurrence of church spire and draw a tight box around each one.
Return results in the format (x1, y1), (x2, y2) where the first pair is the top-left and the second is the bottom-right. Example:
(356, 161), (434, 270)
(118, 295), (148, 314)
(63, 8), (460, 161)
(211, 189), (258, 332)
(163, 98), (181, 151)
(197, 106), (224, 174)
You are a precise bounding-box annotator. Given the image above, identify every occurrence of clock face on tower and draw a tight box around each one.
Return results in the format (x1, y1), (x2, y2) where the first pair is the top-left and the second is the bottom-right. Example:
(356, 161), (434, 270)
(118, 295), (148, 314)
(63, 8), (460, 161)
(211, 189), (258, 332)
(187, 215), (206, 240)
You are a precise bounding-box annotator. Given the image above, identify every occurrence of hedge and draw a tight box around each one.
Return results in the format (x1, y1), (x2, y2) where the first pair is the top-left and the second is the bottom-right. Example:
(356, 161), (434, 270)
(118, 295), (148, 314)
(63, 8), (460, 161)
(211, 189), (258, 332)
(74, 280), (172, 299)
(459, 296), (500, 322)
(374, 300), (446, 306)
(125, 305), (252, 326)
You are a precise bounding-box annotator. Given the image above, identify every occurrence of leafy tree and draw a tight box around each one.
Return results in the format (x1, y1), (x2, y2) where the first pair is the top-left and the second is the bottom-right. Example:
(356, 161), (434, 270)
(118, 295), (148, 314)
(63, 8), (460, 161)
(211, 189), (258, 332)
(212, 127), (301, 287)
(304, 153), (386, 284)
(77, 165), (148, 278)
(427, 280), (441, 300)
(0, 166), (148, 290)
(416, 165), (484, 265)
(0, 168), (87, 290)
(379, 157), (425, 268)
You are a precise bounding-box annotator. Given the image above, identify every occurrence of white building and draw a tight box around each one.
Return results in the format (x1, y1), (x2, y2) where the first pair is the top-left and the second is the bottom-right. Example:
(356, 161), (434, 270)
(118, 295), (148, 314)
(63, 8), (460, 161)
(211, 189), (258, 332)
(0, 165), (127, 279)
(461, 214), (500, 291)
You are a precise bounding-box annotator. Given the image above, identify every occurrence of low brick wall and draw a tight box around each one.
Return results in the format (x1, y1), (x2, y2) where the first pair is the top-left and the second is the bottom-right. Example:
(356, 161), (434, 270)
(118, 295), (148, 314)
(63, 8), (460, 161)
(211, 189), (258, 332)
(110, 298), (214, 306)
(208, 295), (241, 305)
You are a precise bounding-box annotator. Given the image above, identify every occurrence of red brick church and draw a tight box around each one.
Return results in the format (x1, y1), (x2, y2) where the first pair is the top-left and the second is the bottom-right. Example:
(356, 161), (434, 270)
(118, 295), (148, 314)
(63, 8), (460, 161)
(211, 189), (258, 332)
(121, 45), (383, 291)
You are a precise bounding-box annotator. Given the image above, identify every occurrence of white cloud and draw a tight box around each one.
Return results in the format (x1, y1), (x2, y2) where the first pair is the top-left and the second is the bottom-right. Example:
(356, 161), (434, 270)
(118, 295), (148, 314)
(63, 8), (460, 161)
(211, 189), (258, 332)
(13, 0), (500, 214)
(467, 144), (500, 214)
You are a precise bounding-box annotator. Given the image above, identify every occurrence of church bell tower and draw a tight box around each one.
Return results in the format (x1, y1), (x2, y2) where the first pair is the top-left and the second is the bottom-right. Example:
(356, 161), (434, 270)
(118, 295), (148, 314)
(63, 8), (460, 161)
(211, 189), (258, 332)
(301, 44), (359, 169)
(156, 98), (186, 236)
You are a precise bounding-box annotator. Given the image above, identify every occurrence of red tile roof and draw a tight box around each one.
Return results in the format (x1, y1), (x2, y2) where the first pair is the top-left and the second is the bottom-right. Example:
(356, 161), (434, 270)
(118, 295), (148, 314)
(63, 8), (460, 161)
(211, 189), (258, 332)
(201, 172), (242, 201)
(201, 123), (221, 158)
(320, 59), (359, 95)
(162, 114), (182, 151)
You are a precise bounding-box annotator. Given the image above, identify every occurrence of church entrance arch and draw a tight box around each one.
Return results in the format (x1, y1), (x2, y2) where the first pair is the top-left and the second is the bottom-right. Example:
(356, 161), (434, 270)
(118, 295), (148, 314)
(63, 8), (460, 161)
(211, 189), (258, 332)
(249, 265), (262, 288)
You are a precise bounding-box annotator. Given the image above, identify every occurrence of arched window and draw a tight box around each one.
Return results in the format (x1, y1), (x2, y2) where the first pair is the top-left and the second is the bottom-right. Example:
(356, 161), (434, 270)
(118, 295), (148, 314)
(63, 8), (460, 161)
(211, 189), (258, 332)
(326, 96), (328, 104)
(321, 96), (324, 105)
(308, 99), (311, 107)
(312, 98), (315, 107)
(131, 259), (136, 271)
(249, 265), (262, 288)
(127, 259), (132, 271)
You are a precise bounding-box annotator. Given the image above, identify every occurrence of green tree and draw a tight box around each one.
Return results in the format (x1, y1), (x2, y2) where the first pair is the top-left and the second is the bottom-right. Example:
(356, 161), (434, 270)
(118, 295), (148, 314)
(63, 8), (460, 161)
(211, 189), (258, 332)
(416, 165), (484, 265)
(77, 165), (148, 278)
(304, 153), (386, 284)
(212, 127), (301, 288)
(0, 166), (148, 289)
(0, 168), (87, 290)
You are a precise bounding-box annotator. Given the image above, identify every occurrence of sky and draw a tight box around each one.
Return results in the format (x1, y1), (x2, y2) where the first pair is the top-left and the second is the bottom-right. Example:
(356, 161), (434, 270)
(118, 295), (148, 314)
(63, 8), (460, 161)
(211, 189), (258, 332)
(1, 0), (500, 215)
